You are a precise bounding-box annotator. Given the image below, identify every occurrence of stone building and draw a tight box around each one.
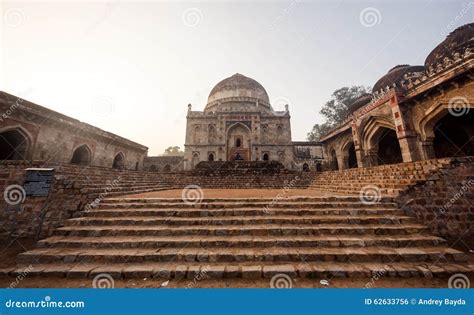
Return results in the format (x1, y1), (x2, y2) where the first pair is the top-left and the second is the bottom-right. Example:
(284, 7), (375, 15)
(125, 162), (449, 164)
(321, 23), (473, 170)
(184, 73), (315, 170)
(0, 92), (148, 170)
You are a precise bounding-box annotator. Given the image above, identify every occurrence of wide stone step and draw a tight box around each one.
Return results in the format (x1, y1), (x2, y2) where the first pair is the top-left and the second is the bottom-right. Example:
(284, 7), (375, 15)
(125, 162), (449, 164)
(52, 223), (429, 237)
(84, 208), (404, 217)
(97, 201), (399, 210)
(6, 262), (472, 279)
(37, 235), (447, 249)
(101, 196), (395, 203)
(66, 215), (415, 226)
(16, 246), (467, 264)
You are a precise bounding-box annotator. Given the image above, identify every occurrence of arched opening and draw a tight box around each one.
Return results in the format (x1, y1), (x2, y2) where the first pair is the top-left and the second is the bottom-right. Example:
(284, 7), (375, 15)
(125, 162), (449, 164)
(227, 123), (250, 161)
(192, 153), (200, 168)
(433, 112), (474, 158)
(0, 129), (30, 160)
(346, 142), (358, 168)
(208, 125), (217, 144)
(316, 163), (322, 172)
(163, 164), (171, 172)
(374, 128), (403, 165)
(302, 163), (309, 172)
(112, 152), (125, 169)
(149, 165), (157, 172)
(71, 145), (91, 166)
(329, 149), (339, 170)
(262, 153), (269, 161)
(208, 153), (214, 161)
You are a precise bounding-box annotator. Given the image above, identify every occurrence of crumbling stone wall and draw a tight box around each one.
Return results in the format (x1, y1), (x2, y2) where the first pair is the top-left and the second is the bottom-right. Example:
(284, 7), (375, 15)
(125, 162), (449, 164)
(397, 157), (474, 249)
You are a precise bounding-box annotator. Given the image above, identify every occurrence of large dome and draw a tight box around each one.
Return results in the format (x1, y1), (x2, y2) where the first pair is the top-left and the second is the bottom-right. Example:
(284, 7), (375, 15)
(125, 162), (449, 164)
(425, 23), (473, 69)
(206, 73), (270, 108)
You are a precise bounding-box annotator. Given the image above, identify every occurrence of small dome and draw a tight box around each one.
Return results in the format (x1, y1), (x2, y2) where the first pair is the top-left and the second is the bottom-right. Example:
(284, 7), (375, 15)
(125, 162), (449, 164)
(205, 74), (270, 111)
(372, 65), (425, 93)
(347, 93), (372, 112)
(425, 23), (473, 69)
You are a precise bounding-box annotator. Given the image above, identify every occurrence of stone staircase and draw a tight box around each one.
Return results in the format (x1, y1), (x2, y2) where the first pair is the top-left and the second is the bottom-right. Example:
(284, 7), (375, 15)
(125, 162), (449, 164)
(9, 196), (472, 280)
(309, 158), (454, 196)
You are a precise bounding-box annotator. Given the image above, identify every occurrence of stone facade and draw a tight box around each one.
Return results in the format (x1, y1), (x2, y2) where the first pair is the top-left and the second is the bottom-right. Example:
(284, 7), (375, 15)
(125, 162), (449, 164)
(321, 24), (473, 171)
(184, 73), (306, 170)
(143, 155), (184, 172)
(0, 92), (148, 170)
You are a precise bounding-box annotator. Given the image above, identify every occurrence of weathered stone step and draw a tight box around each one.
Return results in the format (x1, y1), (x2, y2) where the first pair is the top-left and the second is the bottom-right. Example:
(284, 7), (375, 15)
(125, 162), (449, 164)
(101, 196), (395, 203)
(37, 235), (447, 249)
(17, 246), (467, 264)
(53, 224), (429, 237)
(6, 261), (472, 279)
(66, 215), (415, 226)
(97, 201), (399, 210)
(84, 208), (404, 217)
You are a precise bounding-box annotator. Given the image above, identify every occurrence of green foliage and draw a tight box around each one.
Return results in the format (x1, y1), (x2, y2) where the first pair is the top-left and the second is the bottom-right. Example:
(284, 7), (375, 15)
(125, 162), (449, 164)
(307, 86), (371, 141)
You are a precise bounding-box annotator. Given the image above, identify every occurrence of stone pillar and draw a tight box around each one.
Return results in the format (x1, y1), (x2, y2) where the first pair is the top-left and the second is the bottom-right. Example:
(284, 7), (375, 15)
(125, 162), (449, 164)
(351, 123), (367, 168)
(421, 139), (436, 160)
(390, 94), (420, 163)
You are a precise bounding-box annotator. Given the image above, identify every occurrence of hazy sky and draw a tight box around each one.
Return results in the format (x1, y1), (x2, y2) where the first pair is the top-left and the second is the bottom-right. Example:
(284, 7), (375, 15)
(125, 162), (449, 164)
(1, 0), (472, 155)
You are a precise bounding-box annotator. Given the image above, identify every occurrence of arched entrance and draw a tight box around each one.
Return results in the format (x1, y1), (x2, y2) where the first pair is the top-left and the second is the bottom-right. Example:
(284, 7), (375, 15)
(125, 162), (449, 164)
(191, 153), (200, 169)
(343, 141), (358, 169)
(226, 123), (251, 161)
(71, 145), (92, 166)
(112, 152), (125, 169)
(208, 153), (215, 161)
(262, 153), (269, 161)
(302, 163), (309, 172)
(0, 128), (30, 160)
(163, 164), (171, 172)
(329, 149), (339, 170)
(372, 128), (403, 165)
(433, 112), (474, 158)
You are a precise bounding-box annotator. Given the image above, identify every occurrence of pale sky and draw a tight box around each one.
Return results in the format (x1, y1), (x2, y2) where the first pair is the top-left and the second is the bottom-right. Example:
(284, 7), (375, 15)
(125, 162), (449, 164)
(1, 0), (472, 155)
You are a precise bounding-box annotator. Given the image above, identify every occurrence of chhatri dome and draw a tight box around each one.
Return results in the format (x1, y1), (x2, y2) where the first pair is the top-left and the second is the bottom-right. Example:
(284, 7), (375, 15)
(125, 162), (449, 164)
(204, 73), (272, 112)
